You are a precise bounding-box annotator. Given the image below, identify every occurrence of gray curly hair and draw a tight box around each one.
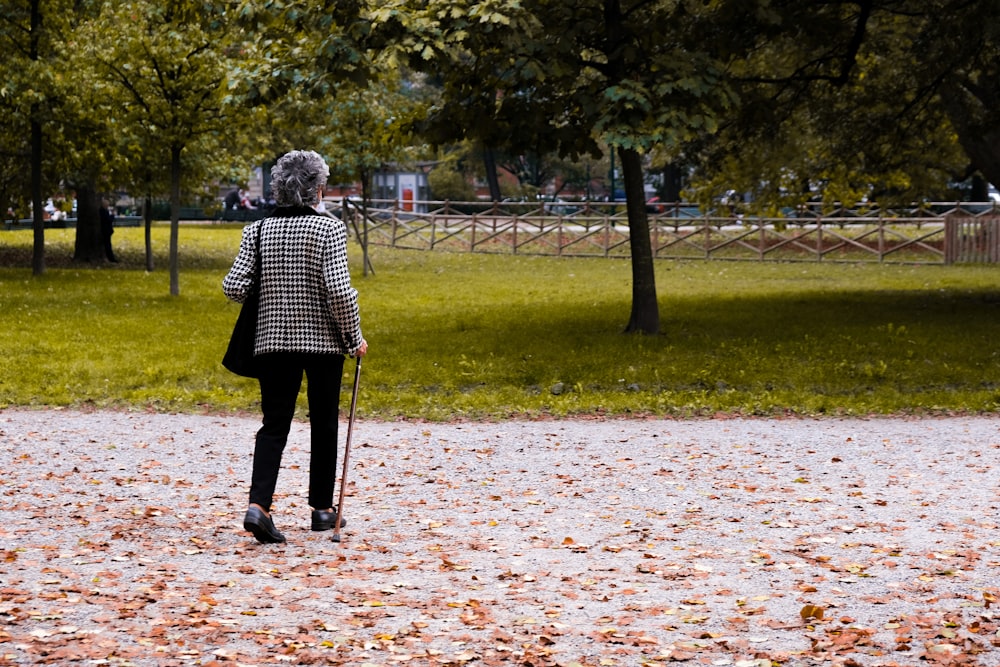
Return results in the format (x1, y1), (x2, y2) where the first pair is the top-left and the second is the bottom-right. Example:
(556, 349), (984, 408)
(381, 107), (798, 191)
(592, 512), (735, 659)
(269, 150), (330, 207)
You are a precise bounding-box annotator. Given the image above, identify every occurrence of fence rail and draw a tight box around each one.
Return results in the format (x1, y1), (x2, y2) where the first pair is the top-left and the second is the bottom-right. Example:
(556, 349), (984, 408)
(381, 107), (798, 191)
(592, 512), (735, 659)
(10, 199), (997, 265)
(336, 199), (1000, 265)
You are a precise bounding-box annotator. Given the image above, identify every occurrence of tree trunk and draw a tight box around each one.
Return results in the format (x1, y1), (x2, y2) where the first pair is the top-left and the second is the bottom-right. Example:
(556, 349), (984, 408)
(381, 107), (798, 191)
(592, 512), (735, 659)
(619, 146), (659, 335)
(662, 163), (684, 203)
(601, 1), (658, 333)
(483, 146), (502, 201)
(30, 116), (45, 276)
(970, 174), (989, 202)
(72, 184), (103, 262)
(358, 166), (373, 277)
(940, 79), (1000, 192)
(144, 194), (154, 272)
(169, 145), (181, 296)
(29, 0), (43, 276)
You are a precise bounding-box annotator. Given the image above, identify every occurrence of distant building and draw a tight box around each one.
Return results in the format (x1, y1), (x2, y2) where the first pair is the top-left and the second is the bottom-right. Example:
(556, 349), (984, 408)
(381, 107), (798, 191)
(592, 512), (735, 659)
(372, 170), (430, 212)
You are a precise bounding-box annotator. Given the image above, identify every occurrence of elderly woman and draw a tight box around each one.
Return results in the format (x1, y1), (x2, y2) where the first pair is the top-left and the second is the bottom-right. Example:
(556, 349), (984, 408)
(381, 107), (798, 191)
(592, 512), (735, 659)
(223, 150), (368, 544)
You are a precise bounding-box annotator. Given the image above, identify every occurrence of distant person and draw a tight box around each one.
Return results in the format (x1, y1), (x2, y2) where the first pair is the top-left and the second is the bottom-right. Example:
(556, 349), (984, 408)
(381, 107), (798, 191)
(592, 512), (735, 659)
(100, 199), (118, 263)
(239, 189), (256, 210)
(223, 149), (368, 544)
(44, 199), (65, 223)
(224, 189), (241, 211)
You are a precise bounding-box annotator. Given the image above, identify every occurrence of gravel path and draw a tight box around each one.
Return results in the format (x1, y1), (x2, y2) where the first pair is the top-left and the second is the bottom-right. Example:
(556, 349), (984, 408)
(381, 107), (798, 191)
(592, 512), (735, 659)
(2, 409), (999, 666)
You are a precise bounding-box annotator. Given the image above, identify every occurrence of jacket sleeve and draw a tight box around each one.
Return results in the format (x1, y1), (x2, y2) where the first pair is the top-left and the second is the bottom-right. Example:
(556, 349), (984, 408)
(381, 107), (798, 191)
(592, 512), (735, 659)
(222, 222), (259, 303)
(323, 221), (363, 354)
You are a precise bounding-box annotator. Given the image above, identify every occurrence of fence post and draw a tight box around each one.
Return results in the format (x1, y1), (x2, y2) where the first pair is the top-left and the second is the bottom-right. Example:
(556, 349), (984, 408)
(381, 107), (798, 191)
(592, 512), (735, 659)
(878, 211), (885, 262)
(945, 214), (960, 264)
(992, 217), (1000, 263)
(704, 217), (711, 259)
(512, 209), (518, 254)
(604, 216), (610, 258)
(652, 217), (658, 260)
(554, 215), (561, 257)
(390, 203), (398, 248)
(468, 207), (476, 251)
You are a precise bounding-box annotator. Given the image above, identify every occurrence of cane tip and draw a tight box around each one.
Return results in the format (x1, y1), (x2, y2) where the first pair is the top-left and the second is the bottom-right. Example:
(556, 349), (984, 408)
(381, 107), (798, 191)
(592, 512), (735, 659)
(331, 533), (341, 543)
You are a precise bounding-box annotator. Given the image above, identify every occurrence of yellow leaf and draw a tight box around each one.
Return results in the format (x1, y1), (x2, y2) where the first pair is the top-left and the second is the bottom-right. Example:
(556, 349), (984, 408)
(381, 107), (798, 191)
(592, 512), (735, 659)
(800, 604), (824, 621)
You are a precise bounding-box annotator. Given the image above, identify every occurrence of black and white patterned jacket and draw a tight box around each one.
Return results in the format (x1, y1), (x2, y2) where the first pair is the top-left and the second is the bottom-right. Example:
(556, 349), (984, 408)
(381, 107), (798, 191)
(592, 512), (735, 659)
(223, 207), (363, 357)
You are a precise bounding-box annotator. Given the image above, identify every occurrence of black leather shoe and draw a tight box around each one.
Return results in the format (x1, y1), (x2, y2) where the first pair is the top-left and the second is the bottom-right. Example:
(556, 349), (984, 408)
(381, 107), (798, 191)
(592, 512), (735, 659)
(311, 508), (347, 531)
(244, 506), (286, 544)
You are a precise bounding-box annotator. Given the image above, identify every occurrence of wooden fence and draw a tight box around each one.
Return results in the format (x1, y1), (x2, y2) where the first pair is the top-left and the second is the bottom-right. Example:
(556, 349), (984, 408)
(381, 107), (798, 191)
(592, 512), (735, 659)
(340, 199), (1000, 265)
(945, 214), (1000, 264)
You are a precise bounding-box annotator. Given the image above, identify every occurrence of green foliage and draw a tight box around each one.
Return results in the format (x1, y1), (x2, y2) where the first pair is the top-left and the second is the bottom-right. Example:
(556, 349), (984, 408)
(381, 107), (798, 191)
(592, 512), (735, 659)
(684, 1), (994, 207)
(316, 77), (425, 187)
(0, 0), (81, 217)
(232, 0), (375, 100)
(2, 227), (999, 419)
(427, 165), (475, 201)
(80, 1), (264, 186)
(388, 0), (735, 163)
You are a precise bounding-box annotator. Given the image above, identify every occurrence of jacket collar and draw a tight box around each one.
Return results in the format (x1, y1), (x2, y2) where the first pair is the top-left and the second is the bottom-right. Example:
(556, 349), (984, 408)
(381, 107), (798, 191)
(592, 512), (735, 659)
(271, 205), (319, 218)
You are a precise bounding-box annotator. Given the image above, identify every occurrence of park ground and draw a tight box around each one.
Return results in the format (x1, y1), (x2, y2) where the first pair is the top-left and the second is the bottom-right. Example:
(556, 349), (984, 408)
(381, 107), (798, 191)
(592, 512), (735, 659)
(2, 409), (1000, 666)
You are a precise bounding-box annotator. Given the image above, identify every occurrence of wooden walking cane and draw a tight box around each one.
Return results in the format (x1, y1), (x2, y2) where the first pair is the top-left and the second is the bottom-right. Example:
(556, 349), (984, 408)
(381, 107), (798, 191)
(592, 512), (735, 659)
(332, 356), (362, 543)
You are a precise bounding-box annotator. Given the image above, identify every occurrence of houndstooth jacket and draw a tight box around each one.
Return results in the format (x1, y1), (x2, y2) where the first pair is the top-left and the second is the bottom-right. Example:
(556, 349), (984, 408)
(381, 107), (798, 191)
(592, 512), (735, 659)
(223, 207), (363, 357)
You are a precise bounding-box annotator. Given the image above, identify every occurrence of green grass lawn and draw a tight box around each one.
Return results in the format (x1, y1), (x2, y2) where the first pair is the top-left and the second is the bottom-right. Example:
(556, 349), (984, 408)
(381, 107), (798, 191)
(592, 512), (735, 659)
(2, 225), (999, 419)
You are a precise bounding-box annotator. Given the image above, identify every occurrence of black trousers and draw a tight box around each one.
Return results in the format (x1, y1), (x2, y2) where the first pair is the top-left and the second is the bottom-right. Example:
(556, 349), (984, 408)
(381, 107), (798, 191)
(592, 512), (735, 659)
(102, 231), (117, 262)
(249, 352), (345, 512)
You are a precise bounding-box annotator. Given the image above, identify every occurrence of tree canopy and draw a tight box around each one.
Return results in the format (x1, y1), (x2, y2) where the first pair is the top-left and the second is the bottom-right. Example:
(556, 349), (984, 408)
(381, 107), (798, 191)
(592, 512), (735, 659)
(684, 0), (999, 208)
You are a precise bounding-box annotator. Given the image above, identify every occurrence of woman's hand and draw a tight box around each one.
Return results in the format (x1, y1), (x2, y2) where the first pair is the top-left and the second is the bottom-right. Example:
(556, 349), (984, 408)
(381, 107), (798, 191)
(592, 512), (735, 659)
(355, 339), (368, 358)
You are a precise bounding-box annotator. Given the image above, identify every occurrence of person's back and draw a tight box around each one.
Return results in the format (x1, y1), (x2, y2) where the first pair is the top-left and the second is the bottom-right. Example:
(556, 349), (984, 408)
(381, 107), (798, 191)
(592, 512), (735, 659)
(255, 209), (357, 355)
